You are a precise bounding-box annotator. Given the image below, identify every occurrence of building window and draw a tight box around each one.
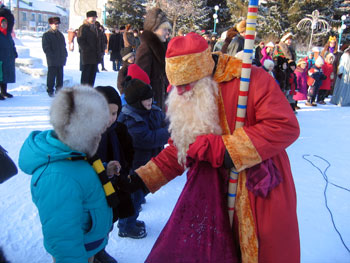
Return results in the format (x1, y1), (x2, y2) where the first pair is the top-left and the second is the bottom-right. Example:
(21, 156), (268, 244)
(43, 14), (47, 23)
(22, 12), (27, 21)
(31, 13), (35, 21)
(38, 14), (42, 22)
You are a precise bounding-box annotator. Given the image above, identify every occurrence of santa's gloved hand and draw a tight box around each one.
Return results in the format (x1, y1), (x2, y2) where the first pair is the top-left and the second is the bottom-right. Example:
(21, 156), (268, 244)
(186, 134), (230, 168)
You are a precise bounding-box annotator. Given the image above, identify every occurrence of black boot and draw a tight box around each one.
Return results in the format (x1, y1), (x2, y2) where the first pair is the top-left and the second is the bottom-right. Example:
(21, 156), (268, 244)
(0, 84), (13, 98)
(94, 249), (118, 263)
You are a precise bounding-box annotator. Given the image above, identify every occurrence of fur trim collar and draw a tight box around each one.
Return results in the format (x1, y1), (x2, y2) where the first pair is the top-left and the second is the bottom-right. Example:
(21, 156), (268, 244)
(213, 52), (242, 83)
(140, 30), (166, 66)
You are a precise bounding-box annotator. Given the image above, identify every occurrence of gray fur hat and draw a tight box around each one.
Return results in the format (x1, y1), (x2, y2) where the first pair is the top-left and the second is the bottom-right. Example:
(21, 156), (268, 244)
(50, 85), (109, 157)
(144, 8), (168, 32)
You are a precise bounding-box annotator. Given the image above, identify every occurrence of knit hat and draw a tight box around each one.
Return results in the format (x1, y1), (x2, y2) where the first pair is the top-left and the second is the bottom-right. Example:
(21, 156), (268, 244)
(86, 10), (97, 18)
(48, 17), (60, 25)
(165, 32), (215, 86)
(95, 86), (122, 115)
(263, 59), (274, 69)
(50, 85), (109, 157)
(281, 32), (293, 42)
(315, 56), (324, 66)
(236, 20), (246, 33)
(121, 47), (135, 61)
(143, 8), (169, 32)
(127, 64), (150, 85)
(297, 58), (307, 66)
(266, 41), (274, 48)
(124, 77), (153, 105)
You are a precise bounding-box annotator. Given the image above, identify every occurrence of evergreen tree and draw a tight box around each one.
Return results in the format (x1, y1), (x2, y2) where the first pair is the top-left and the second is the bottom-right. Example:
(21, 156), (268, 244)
(206, 1), (232, 32)
(106, 0), (146, 29)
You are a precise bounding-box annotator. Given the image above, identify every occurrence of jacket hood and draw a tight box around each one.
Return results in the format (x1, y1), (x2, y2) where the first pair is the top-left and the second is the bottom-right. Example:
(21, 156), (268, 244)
(19, 130), (86, 175)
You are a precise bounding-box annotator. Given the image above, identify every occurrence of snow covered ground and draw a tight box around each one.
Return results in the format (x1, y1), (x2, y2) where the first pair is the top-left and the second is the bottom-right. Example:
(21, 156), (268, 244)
(0, 35), (349, 263)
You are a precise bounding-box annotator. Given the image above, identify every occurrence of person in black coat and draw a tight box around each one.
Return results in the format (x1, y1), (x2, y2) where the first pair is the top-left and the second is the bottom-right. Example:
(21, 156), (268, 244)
(108, 26), (124, 71)
(42, 17), (68, 97)
(77, 11), (100, 86)
(95, 85), (135, 263)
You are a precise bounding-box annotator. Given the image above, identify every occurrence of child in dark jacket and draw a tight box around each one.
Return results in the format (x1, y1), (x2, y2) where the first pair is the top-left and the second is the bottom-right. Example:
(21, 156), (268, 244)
(117, 47), (135, 104)
(117, 65), (170, 239)
(306, 56), (327, 106)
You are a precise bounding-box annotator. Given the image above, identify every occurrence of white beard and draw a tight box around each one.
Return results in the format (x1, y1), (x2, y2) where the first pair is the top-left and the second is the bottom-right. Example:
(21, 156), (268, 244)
(166, 76), (222, 166)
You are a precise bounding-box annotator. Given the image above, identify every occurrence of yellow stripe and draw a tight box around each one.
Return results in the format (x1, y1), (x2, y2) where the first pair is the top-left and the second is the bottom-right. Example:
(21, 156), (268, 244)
(92, 159), (105, 174)
(246, 27), (256, 31)
(247, 15), (257, 20)
(103, 181), (115, 196)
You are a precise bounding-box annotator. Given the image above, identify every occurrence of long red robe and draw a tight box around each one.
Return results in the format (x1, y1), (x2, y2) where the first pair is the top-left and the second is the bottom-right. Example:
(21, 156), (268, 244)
(137, 55), (300, 263)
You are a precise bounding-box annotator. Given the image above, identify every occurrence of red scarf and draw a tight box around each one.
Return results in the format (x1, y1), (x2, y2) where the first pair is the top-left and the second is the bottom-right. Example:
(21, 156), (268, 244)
(0, 17), (8, 36)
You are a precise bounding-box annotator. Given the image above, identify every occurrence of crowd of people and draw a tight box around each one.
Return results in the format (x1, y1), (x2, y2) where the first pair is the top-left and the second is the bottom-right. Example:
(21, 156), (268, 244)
(0, 2), (350, 263)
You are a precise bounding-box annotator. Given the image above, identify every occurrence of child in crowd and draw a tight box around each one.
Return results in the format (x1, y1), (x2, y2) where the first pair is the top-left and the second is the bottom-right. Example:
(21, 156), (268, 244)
(262, 59), (275, 79)
(117, 65), (170, 239)
(306, 56), (327, 106)
(94, 85), (136, 263)
(318, 53), (335, 104)
(293, 59), (308, 109)
(287, 60), (297, 112)
(305, 51), (315, 70)
(260, 42), (274, 66)
(117, 46), (135, 104)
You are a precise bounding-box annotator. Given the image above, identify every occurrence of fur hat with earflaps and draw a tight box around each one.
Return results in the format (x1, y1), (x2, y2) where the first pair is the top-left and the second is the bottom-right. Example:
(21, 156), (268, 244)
(50, 85), (109, 157)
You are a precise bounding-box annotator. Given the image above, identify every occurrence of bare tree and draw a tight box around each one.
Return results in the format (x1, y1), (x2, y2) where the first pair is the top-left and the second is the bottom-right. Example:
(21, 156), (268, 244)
(147, 0), (200, 37)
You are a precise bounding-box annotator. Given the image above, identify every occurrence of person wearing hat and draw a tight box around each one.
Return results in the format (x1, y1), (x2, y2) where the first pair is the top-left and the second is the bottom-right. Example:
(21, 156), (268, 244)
(273, 32), (296, 61)
(260, 41), (274, 66)
(0, 15), (16, 100)
(226, 20), (246, 57)
(135, 7), (172, 111)
(318, 53), (335, 104)
(19, 86), (115, 263)
(117, 46), (135, 98)
(293, 58), (308, 109)
(42, 17), (68, 97)
(108, 25), (124, 72)
(117, 64), (169, 239)
(306, 56), (327, 106)
(132, 32), (300, 262)
(77, 10), (100, 86)
(94, 85), (136, 263)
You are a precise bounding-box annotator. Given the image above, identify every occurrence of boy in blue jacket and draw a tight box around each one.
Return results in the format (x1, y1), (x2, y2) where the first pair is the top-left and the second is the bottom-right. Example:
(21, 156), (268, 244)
(117, 65), (170, 239)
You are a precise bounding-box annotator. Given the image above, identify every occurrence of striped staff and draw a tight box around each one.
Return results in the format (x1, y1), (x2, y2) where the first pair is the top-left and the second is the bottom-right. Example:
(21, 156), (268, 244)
(227, 0), (259, 226)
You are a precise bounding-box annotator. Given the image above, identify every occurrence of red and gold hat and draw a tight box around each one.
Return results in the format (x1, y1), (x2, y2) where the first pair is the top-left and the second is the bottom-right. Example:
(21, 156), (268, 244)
(165, 32), (215, 86)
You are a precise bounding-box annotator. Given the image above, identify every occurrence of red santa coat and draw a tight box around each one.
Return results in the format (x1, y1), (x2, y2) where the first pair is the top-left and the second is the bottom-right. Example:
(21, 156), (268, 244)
(137, 54), (300, 263)
(320, 62), (334, 90)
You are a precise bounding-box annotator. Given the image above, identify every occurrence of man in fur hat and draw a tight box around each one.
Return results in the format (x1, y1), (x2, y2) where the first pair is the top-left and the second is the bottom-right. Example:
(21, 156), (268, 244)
(77, 10), (100, 86)
(274, 32), (296, 62)
(134, 32), (300, 262)
(42, 17), (68, 97)
(226, 20), (246, 57)
(135, 7), (171, 111)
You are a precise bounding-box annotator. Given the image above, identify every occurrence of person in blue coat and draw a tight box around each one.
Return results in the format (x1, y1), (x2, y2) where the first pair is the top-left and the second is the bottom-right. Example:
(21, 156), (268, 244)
(19, 86), (114, 263)
(0, 15), (17, 100)
(117, 74), (170, 239)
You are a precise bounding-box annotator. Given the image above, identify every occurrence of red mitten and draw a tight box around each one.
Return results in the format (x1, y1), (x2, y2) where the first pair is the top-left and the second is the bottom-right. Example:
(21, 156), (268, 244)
(186, 134), (226, 168)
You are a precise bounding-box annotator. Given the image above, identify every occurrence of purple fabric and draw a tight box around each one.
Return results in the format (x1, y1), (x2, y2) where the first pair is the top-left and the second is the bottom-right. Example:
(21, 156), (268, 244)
(246, 159), (282, 198)
(293, 67), (308, 100)
(260, 46), (272, 66)
(146, 160), (239, 263)
(329, 47), (335, 54)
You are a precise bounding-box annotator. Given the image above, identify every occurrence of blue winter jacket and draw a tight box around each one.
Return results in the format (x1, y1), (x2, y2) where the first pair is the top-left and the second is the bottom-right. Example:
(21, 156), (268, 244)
(118, 104), (169, 171)
(19, 130), (113, 263)
(0, 31), (16, 83)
